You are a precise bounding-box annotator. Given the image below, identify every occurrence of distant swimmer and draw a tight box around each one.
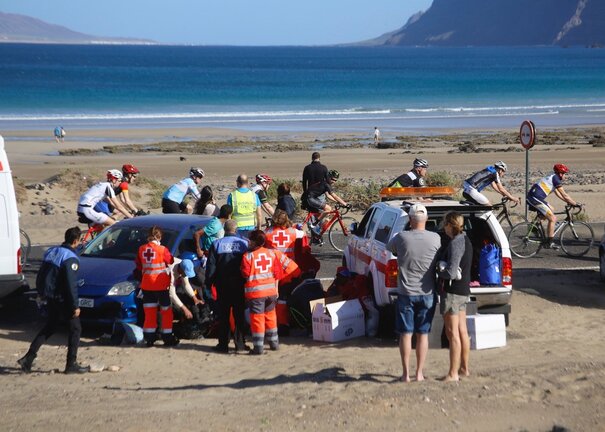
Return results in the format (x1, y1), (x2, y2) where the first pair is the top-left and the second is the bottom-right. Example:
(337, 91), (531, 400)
(374, 127), (381, 145)
(54, 126), (66, 143)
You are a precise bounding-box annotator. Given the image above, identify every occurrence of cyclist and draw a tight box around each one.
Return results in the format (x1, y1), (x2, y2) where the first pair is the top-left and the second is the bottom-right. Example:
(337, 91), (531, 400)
(462, 161), (521, 206)
(116, 164), (141, 215)
(77, 170), (132, 227)
(526, 163), (579, 249)
(162, 167), (204, 214)
(307, 169), (349, 236)
(388, 158), (429, 187)
(251, 174), (275, 217)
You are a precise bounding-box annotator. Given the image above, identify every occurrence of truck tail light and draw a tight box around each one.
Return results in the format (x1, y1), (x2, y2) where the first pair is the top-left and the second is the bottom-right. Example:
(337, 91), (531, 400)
(17, 248), (22, 274)
(385, 259), (398, 288)
(502, 257), (512, 286)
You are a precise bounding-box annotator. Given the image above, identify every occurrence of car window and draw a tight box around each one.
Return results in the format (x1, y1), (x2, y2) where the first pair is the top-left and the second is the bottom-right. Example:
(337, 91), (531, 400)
(374, 211), (398, 244)
(366, 207), (384, 239)
(355, 207), (376, 238)
(81, 226), (179, 260)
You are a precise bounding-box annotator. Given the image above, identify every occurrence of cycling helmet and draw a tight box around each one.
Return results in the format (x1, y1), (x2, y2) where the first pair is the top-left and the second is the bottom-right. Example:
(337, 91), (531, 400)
(553, 163), (569, 174)
(106, 169), (123, 181)
(189, 167), (205, 178)
(122, 164), (140, 175)
(255, 174), (272, 184)
(494, 161), (508, 172)
(413, 158), (429, 168)
(328, 169), (340, 180)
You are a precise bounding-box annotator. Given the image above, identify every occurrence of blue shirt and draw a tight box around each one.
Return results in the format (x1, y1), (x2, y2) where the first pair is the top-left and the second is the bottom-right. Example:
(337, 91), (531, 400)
(163, 178), (200, 204)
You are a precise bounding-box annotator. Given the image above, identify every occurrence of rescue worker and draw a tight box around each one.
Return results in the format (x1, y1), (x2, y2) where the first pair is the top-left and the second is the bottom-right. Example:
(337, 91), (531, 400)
(241, 230), (300, 355)
(135, 226), (179, 347)
(205, 219), (250, 353)
(227, 174), (262, 238)
(18, 227), (89, 374)
(388, 158), (429, 187)
(264, 209), (305, 259)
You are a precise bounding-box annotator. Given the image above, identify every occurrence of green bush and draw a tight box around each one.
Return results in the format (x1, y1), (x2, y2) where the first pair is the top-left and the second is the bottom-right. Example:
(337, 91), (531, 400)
(333, 179), (382, 210)
(426, 171), (461, 188)
(137, 176), (167, 210)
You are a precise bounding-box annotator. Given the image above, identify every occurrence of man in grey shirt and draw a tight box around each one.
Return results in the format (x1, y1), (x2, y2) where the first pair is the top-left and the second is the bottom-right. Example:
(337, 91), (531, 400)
(387, 203), (441, 382)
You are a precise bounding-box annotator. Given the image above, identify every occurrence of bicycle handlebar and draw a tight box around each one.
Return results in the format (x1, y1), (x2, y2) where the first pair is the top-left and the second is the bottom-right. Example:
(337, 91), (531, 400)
(334, 203), (352, 215)
(566, 203), (584, 216)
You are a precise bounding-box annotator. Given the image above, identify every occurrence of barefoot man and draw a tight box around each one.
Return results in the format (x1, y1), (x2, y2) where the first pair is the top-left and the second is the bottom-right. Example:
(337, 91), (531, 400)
(387, 204), (441, 382)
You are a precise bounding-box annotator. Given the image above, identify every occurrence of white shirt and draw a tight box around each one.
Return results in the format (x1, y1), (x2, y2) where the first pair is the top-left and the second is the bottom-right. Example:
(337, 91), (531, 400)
(78, 182), (115, 207)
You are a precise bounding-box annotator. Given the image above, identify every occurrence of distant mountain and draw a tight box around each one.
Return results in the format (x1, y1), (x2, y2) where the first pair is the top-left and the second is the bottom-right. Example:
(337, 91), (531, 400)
(0, 12), (155, 44)
(371, 0), (605, 47)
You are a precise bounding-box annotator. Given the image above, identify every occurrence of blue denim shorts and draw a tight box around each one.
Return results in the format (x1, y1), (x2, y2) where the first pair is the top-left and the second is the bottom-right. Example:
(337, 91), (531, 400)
(395, 294), (436, 335)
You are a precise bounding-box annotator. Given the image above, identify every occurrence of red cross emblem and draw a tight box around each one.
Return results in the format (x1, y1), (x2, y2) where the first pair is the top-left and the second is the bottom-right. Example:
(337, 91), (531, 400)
(273, 231), (290, 248)
(142, 247), (156, 263)
(254, 253), (272, 273)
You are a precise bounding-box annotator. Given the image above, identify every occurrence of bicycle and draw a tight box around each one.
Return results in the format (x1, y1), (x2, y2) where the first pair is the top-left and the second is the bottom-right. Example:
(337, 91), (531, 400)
(492, 197), (525, 232)
(508, 204), (594, 258)
(20, 228), (31, 266)
(302, 203), (357, 252)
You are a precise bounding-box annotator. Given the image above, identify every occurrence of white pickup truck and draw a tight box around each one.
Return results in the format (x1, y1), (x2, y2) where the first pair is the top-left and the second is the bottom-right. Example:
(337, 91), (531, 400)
(343, 187), (512, 323)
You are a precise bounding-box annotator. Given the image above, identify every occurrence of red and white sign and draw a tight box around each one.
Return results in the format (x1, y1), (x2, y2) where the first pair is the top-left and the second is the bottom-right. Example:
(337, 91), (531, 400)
(520, 120), (536, 150)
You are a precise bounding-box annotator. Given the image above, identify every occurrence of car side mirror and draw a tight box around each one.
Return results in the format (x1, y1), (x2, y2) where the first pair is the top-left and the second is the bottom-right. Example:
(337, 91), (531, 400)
(350, 222), (359, 235)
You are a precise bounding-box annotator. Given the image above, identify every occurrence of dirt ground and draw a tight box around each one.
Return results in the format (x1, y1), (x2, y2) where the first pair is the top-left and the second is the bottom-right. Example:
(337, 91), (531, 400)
(1, 126), (604, 431)
(1, 268), (604, 432)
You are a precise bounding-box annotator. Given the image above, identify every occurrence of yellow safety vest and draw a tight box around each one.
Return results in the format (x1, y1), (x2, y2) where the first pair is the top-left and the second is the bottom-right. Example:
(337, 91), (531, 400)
(230, 189), (256, 228)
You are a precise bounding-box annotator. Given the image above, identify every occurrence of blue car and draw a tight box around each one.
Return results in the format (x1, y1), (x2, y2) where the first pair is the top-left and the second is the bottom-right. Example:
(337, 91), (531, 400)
(77, 214), (211, 325)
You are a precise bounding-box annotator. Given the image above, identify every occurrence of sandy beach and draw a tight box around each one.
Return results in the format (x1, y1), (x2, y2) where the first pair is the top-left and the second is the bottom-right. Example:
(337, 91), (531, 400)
(1, 124), (604, 431)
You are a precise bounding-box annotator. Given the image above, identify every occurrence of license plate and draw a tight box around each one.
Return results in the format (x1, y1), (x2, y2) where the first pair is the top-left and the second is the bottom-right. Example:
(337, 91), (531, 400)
(78, 298), (94, 308)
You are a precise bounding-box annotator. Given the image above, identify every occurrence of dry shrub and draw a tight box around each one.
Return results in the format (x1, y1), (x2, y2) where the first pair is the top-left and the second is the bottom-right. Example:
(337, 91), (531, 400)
(136, 176), (168, 209)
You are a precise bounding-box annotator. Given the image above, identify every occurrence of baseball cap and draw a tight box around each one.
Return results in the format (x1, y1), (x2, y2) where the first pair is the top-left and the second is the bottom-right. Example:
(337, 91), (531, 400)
(180, 259), (196, 278)
(408, 203), (427, 218)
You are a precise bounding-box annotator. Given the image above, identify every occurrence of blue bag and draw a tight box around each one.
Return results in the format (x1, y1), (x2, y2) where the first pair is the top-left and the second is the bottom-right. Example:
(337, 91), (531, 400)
(479, 243), (501, 285)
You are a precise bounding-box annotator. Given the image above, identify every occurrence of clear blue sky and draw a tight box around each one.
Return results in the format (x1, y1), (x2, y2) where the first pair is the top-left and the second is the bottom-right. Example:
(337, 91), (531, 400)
(0, 0), (433, 45)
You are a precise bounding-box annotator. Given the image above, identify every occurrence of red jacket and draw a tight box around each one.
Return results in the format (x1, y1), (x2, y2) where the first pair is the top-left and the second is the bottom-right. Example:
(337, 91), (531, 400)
(136, 240), (174, 291)
(241, 247), (300, 299)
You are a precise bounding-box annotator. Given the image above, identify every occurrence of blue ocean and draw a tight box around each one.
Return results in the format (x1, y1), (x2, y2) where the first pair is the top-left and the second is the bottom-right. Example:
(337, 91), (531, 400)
(1, 43), (604, 132)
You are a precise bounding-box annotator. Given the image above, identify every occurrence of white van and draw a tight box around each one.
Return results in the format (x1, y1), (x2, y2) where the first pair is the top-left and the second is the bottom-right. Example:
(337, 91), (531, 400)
(0, 135), (25, 299)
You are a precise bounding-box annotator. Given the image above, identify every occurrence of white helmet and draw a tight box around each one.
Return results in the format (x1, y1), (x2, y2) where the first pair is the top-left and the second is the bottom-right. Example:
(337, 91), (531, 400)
(106, 169), (123, 181)
(413, 158), (429, 168)
(494, 161), (507, 172)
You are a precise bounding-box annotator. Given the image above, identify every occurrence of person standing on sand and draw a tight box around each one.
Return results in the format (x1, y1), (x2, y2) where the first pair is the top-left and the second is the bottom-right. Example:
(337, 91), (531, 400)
(227, 174), (262, 238)
(386, 204), (441, 382)
(373, 127), (381, 145)
(18, 227), (89, 374)
(437, 211), (472, 382)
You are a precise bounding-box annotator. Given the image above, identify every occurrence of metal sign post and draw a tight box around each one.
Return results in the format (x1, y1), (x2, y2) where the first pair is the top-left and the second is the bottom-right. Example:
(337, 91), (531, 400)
(519, 120), (536, 220)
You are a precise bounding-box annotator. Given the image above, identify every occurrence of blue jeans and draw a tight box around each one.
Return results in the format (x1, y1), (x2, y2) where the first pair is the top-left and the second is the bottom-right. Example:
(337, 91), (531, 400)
(395, 294), (436, 335)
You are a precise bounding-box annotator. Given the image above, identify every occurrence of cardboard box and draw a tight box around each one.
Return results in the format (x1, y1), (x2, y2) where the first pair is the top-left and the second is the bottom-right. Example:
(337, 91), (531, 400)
(466, 314), (506, 350)
(311, 298), (365, 343)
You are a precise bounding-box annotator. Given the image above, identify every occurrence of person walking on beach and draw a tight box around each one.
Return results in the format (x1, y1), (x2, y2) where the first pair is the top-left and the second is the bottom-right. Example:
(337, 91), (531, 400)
(227, 174), (262, 238)
(388, 158), (429, 188)
(386, 204), (441, 382)
(373, 127), (381, 145)
(162, 167), (205, 214)
(205, 219), (250, 353)
(462, 161), (520, 206)
(18, 227), (89, 374)
(53, 126), (65, 143)
(437, 211), (472, 382)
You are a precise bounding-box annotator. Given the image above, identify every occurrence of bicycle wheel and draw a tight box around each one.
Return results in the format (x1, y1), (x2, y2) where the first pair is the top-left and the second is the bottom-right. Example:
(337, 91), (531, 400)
(20, 228), (31, 266)
(328, 217), (356, 252)
(508, 222), (542, 258)
(559, 222), (594, 257)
